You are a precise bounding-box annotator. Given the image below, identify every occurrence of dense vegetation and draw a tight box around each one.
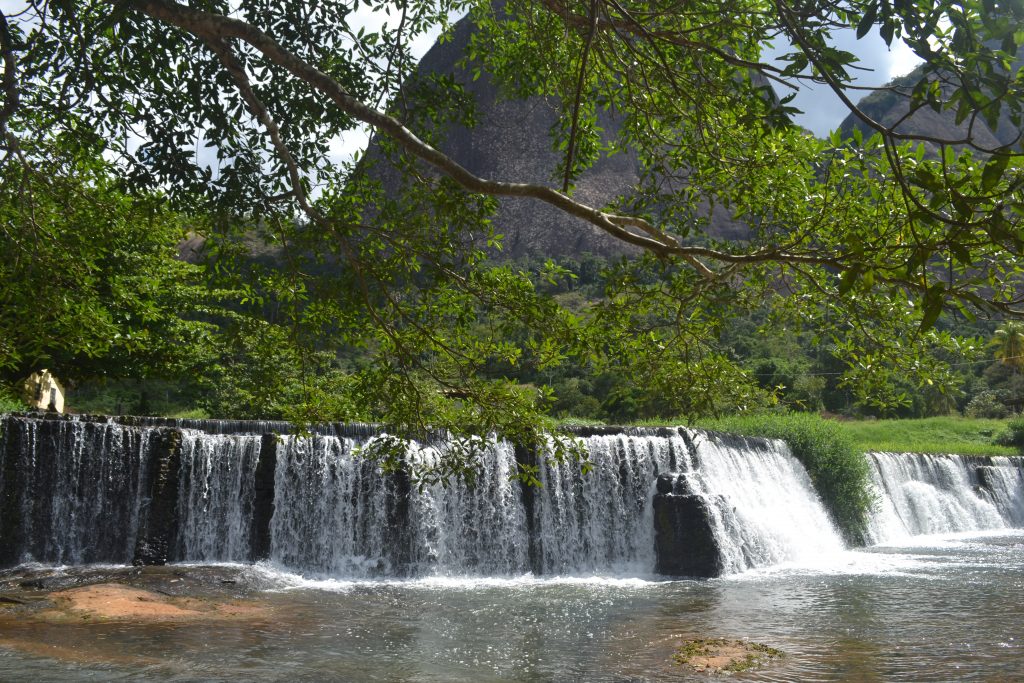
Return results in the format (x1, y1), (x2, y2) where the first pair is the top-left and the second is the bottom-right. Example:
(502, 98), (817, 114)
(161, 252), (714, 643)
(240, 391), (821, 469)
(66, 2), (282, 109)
(1, 1), (1022, 482)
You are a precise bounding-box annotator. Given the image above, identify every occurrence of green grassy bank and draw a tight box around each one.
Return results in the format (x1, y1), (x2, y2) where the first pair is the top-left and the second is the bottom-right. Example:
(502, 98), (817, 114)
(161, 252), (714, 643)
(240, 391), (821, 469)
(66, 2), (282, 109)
(833, 417), (1020, 457)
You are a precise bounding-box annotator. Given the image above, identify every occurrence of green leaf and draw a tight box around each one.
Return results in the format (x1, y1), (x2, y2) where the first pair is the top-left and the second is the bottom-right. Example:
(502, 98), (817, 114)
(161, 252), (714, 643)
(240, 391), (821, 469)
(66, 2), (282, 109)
(857, 2), (879, 40)
(919, 284), (945, 332)
(981, 153), (1009, 192)
(838, 266), (862, 295)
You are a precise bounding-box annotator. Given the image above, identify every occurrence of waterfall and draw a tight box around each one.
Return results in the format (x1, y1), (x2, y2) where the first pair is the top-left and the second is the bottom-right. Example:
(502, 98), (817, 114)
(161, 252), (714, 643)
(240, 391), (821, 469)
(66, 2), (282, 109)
(269, 435), (530, 577)
(534, 434), (675, 574)
(866, 452), (1024, 544)
(0, 415), (849, 577)
(680, 430), (845, 573)
(413, 439), (529, 575)
(174, 431), (263, 562)
(269, 434), (404, 577)
(0, 416), (154, 565)
(9, 414), (1020, 579)
(982, 457), (1024, 526)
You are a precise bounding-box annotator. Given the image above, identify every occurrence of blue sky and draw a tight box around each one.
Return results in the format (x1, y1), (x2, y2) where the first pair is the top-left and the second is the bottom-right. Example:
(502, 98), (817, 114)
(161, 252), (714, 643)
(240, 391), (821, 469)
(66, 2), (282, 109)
(765, 27), (922, 136)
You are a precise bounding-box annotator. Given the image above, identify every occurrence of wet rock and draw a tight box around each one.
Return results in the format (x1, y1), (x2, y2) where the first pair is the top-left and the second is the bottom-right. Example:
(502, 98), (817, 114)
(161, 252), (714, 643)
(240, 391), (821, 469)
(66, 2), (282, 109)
(653, 493), (723, 578)
(656, 473), (675, 495)
(250, 434), (279, 561)
(673, 638), (783, 673)
(132, 429), (183, 566)
(976, 466), (995, 494)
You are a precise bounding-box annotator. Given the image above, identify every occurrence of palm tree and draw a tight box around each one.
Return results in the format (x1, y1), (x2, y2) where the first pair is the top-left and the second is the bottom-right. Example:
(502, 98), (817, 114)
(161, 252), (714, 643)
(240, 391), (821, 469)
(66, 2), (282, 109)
(990, 322), (1024, 374)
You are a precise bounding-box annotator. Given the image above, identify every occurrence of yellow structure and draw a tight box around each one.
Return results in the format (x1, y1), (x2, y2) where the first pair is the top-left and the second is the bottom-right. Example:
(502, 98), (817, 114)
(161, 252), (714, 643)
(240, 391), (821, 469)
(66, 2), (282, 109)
(22, 369), (65, 413)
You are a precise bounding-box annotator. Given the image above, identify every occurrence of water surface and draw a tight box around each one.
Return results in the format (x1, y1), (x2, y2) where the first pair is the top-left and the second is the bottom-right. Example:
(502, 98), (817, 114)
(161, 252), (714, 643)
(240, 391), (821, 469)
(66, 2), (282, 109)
(2, 530), (1022, 682)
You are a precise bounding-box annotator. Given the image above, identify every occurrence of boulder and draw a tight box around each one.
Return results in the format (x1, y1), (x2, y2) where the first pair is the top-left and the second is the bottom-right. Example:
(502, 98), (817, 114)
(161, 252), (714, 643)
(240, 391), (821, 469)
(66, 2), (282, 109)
(653, 493), (723, 578)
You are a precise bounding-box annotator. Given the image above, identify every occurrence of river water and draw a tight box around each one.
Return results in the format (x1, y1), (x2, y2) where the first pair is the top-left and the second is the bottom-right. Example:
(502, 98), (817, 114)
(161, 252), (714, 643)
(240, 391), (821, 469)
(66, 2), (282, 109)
(2, 530), (1022, 682)
(2, 417), (1022, 679)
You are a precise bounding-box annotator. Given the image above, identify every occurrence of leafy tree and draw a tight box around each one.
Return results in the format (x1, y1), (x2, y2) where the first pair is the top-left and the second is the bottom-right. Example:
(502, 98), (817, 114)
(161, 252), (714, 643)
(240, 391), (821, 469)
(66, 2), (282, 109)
(0, 0), (1022, 478)
(0, 138), (225, 383)
(990, 321), (1024, 373)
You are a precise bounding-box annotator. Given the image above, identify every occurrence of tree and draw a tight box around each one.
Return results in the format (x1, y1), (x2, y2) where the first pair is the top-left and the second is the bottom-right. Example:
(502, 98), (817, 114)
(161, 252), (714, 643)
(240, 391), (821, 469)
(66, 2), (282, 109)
(990, 321), (1024, 373)
(0, 0), (1021, 479)
(0, 137), (225, 384)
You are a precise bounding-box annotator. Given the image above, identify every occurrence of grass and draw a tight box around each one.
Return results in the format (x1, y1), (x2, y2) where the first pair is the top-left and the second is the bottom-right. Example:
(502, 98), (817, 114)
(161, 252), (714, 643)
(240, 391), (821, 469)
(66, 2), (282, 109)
(835, 416), (1019, 457)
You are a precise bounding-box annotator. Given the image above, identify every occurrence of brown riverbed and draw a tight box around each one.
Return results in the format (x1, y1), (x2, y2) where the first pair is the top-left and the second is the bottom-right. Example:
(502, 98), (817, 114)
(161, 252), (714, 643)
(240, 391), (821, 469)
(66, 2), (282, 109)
(0, 565), (275, 668)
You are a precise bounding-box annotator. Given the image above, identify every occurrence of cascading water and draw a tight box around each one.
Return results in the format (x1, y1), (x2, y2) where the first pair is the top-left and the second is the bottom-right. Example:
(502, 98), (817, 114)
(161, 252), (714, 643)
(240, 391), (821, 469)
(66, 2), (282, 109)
(174, 431), (263, 562)
(981, 456), (1024, 526)
(270, 434), (403, 577)
(866, 452), (1024, 544)
(9, 413), (1020, 580)
(680, 430), (845, 573)
(534, 434), (676, 574)
(413, 439), (529, 575)
(270, 435), (530, 577)
(0, 416), (154, 565)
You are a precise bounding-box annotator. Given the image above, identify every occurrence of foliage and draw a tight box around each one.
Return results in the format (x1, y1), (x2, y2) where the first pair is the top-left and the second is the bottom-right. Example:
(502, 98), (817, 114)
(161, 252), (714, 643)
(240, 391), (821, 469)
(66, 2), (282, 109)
(0, 384), (26, 413)
(839, 415), (1019, 456)
(70, 378), (206, 418)
(698, 413), (875, 545)
(965, 390), (1012, 418)
(995, 417), (1024, 452)
(990, 322), (1024, 373)
(0, 0), (1022, 479)
(0, 139), (226, 383)
(198, 320), (364, 424)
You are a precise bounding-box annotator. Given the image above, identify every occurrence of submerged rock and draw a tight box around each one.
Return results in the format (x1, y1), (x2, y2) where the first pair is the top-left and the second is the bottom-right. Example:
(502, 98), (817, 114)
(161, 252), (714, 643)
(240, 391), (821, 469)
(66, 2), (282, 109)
(673, 638), (783, 673)
(41, 583), (267, 622)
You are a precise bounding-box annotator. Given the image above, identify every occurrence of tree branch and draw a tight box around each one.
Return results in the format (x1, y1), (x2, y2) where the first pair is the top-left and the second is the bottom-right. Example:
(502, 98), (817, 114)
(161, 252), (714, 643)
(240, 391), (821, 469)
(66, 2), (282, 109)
(128, 0), (722, 264)
(561, 0), (599, 193)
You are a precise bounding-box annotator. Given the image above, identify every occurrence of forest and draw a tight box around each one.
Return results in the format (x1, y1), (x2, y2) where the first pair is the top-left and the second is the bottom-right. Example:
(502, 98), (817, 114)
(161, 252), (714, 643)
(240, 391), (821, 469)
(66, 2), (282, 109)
(1, 0), (1022, 477)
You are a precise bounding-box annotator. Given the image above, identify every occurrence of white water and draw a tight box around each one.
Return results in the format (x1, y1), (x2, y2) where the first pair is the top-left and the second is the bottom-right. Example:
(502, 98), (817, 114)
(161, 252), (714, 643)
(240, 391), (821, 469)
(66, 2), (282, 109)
(262, 428), (844, 578)
(982, 456), (1024, 527)
(534, 434), (675, 575)
(0, 417), (153, 564)
(412, 439), (529, 575)
(683, 430), (846, 573)
(9, 415), (1021, 581)
(866, 452), (1024, 544)
(174, 431), (263, 562)
(270, 434), (402, 577)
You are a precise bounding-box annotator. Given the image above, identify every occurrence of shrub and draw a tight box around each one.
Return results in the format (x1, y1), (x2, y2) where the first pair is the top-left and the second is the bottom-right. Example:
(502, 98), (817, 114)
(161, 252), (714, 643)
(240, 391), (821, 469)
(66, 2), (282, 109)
(0, 385), (26, 413)
(995, 417), (1024, 452)
(965, 391), (1011, 419)
(697, 412), (875, 546)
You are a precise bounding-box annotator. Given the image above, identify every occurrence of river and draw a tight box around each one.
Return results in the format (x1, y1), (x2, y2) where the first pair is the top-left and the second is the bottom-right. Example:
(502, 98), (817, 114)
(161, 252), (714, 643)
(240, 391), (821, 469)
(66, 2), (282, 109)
(2, 530), (1022, 681)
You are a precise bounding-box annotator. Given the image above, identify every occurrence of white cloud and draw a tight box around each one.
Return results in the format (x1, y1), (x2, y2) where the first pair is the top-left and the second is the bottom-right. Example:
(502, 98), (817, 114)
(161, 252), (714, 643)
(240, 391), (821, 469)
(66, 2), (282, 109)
(766, 27), (923, 136)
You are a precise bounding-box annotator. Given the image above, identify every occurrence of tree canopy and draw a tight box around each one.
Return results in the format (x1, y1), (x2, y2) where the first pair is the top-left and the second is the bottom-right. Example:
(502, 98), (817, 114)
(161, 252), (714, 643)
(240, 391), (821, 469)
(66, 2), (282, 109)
(0, 0), (1022, 477)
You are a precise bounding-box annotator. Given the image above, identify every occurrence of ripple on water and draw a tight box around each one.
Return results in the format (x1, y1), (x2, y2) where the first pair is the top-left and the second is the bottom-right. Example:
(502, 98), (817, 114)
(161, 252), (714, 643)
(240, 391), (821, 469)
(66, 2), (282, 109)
(1, 531), (1023, 682)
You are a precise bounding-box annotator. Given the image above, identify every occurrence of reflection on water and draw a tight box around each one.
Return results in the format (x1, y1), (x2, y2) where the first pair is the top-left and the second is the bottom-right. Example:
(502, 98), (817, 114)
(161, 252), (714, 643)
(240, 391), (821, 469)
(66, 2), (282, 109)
(2, 531), (1023, 682)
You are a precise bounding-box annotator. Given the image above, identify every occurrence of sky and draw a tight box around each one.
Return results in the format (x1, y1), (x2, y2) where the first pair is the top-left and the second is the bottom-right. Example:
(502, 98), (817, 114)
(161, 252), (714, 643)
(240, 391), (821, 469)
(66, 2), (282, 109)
(327, 17), (926, 161)
(764, 27), (923, 135)
(0, 1), (924, 163)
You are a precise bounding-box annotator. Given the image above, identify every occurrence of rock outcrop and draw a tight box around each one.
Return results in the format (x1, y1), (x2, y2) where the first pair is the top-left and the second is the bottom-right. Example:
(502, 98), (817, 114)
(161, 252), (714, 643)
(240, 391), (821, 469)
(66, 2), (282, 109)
(368, 13), (755, 259)
(652, 473), (724, 578)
